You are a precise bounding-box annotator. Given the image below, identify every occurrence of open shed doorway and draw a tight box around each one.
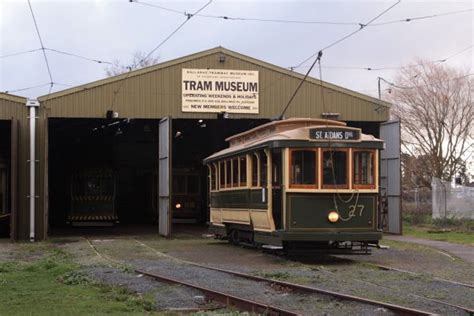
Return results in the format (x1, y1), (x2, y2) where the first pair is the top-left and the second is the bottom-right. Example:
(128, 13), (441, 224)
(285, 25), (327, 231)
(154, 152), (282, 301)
(47, 117), (269, 237)
(48, 118), (160, 235)
(0, 120), (12, 238)
(163, 118), (270, 234)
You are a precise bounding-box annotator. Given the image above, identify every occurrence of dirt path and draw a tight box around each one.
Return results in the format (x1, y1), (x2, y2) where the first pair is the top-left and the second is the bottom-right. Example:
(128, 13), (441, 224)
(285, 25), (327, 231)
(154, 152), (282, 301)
(384, 235), (474, 263)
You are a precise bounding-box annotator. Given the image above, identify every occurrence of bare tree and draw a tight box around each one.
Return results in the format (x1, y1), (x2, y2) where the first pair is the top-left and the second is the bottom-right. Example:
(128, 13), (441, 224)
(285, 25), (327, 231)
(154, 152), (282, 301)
(104, 51), (159, 77)
(390, 61), (473, 187)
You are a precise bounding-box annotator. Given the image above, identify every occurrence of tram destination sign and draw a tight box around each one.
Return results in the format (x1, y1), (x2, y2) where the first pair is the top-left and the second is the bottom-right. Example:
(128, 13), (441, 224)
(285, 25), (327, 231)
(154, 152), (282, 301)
(309, 128), (360, 141)
(182, 68), (259, 114)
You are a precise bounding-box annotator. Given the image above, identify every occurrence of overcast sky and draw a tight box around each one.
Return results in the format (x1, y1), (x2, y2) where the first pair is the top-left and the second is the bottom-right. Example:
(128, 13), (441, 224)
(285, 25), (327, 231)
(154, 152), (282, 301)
(1, 0), (472, 100)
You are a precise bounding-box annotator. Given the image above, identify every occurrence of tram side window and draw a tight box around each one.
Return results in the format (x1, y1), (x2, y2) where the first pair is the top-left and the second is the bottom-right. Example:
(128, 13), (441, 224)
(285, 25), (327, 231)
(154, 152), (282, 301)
(290, 150), (317, 187)
(251, 155), (259, 187)
(322, 150), (348, 188)
(226, 160), (231, 188)
(240, 156), (247, 186)
(213, 164), (218, 190)
(260, 152), (268, 187)
(232, 158), (239, 187)
(219, 161), (225, 188)
(209, 165), (215, 191)
(354, 151), (374, 186)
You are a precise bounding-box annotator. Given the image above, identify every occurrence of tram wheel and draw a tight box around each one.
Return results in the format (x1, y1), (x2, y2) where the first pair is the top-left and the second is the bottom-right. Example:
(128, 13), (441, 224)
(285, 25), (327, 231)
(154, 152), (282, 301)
(229, 229), (240, 244)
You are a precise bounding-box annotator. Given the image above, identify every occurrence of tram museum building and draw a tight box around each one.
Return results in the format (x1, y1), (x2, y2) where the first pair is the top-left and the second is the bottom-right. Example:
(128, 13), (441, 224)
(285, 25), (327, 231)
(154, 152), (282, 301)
(0, 47), (401, 241)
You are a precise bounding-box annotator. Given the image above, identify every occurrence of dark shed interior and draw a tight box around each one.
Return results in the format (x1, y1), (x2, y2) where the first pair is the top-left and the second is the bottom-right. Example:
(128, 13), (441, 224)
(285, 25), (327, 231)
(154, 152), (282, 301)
(47, 117), (268, 234)
(0, 120), (11, 237)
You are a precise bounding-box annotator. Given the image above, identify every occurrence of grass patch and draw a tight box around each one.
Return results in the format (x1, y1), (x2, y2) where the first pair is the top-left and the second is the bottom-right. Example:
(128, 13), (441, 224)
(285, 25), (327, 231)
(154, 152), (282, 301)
(0, 245), (162, 315)
(402, 223), (474, 246)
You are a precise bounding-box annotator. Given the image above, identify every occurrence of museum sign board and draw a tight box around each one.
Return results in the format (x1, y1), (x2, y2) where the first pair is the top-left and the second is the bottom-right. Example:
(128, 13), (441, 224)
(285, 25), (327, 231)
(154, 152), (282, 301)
(182, 68), (259, 114)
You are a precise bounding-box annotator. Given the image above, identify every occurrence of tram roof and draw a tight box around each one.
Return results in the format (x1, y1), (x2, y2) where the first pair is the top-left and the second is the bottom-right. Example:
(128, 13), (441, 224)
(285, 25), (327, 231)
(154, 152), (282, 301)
(204, 118), (383, 162)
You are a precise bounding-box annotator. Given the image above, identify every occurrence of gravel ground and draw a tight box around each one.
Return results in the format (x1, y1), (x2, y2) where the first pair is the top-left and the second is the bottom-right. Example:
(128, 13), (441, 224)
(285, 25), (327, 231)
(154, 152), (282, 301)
(86, 266), (213, 311)
(80, 238), (397, 315)
(45, 230), (473, 315)
(134, 257), (396, 316)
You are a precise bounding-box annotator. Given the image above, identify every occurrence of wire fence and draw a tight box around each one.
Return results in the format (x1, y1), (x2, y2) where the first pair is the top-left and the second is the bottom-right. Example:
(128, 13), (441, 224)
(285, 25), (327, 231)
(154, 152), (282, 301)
(431, 177), (474, 220)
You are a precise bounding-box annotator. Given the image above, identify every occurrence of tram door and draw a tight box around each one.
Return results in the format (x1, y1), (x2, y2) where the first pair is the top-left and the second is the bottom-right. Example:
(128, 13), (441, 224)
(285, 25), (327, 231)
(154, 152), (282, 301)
(271, 150), (283, 229)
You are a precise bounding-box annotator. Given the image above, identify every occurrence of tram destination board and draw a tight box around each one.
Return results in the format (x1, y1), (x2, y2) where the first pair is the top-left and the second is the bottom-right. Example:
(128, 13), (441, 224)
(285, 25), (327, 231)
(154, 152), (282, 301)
(309, 128), (360, 141)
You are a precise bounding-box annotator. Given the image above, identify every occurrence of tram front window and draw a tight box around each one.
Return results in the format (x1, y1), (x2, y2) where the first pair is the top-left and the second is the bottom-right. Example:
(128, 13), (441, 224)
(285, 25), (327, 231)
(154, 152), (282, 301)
(290, 150), (316, 187)
(322, 150), (348, 188)
(354, 151), (374, 186)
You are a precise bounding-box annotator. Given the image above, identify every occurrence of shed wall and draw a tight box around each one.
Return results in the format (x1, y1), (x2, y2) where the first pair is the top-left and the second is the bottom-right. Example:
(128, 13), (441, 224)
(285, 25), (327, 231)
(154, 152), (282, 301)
(0, 96), (34, 240)
(41, 51), (389, 122)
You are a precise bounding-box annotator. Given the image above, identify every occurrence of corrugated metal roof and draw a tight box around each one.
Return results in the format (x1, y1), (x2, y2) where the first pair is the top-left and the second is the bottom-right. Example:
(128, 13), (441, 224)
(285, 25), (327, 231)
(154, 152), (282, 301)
(0, 93), (26, 104)
(38, 47), (390, 108)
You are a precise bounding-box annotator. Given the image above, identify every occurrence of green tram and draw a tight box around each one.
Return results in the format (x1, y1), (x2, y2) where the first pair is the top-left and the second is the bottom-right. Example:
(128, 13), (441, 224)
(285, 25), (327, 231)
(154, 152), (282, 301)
(204, 118), (384, 254)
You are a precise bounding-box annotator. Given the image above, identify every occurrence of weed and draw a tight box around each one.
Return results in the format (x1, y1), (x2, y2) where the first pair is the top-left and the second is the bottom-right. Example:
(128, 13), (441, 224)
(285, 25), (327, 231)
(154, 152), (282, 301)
(59, 270), (93, 285)
(255, 271), (291, 280)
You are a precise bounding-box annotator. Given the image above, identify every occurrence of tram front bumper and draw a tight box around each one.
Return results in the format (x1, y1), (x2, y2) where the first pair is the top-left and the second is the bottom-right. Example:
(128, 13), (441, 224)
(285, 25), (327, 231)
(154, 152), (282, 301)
(276, 231), (383, 242)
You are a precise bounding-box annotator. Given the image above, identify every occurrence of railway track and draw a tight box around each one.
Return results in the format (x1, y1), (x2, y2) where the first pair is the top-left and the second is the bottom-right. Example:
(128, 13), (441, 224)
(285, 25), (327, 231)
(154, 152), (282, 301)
(366, 262), (474, 289)
(132, 239), (435, 315)
(84, 237), (472, 315)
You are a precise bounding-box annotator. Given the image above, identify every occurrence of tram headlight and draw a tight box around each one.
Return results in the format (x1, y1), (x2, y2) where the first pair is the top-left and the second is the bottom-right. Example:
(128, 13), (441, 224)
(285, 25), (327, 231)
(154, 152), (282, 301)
(175, 203), (182, 209)
(328, 211), (339, 223)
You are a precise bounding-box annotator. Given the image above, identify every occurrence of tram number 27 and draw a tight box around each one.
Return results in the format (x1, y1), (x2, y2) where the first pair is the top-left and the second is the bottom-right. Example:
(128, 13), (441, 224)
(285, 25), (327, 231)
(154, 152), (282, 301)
(348, 204), (365, 217)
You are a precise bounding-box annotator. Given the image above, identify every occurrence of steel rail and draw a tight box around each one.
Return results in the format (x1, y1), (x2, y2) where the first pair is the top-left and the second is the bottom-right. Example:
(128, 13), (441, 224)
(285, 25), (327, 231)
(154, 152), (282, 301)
(133, 239), (433, 315)
(135, 269), (300, 316)
(173, 262), (434, 316)
(369, 263), (474, 289)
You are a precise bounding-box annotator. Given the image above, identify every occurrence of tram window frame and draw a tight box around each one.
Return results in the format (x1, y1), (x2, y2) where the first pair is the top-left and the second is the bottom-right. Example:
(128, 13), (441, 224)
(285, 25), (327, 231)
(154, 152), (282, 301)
(219, 161), (225, 188)
(251, 154), (259, 187)
(208, 165), (215, 192)
(289, 149), (318, 189)
(226, 160), (232, 188)
(213, 164), (219, 191)
(353, 149), (376, 189)
(321, 149), (349, 189)
(239, 156), (247, 187)
(232, 158), (239, 187)
(260, 151), (268, 187)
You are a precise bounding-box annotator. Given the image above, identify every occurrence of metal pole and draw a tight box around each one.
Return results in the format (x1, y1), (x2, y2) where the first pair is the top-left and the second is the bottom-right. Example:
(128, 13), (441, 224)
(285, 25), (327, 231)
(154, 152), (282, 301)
(378, 77), (382, 100)
(26, 99), (39, 242)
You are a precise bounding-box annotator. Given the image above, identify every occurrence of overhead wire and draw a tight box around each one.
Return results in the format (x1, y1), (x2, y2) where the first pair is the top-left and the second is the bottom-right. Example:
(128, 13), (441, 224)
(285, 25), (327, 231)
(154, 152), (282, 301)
(379, 73), (474, 90)
(45, 48), (114, 65)
(368, 8), (473, 26)
(109, 0), (213, 110)
(4, 83), (52, 94)
(293, 44), (474, 71)
(279, 0), (401, 119)
(0, 48), (43, 59)
(27, 0), (53, 94)
(132, 0), (472, 27)
(294, 0), (401, 69)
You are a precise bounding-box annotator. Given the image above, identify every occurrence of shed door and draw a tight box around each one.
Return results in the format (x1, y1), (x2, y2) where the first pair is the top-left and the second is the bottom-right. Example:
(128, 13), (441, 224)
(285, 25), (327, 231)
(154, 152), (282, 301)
(10, 119), (18, 240)
(158, 117), (172, 237)
(380, 120), (402, 234)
